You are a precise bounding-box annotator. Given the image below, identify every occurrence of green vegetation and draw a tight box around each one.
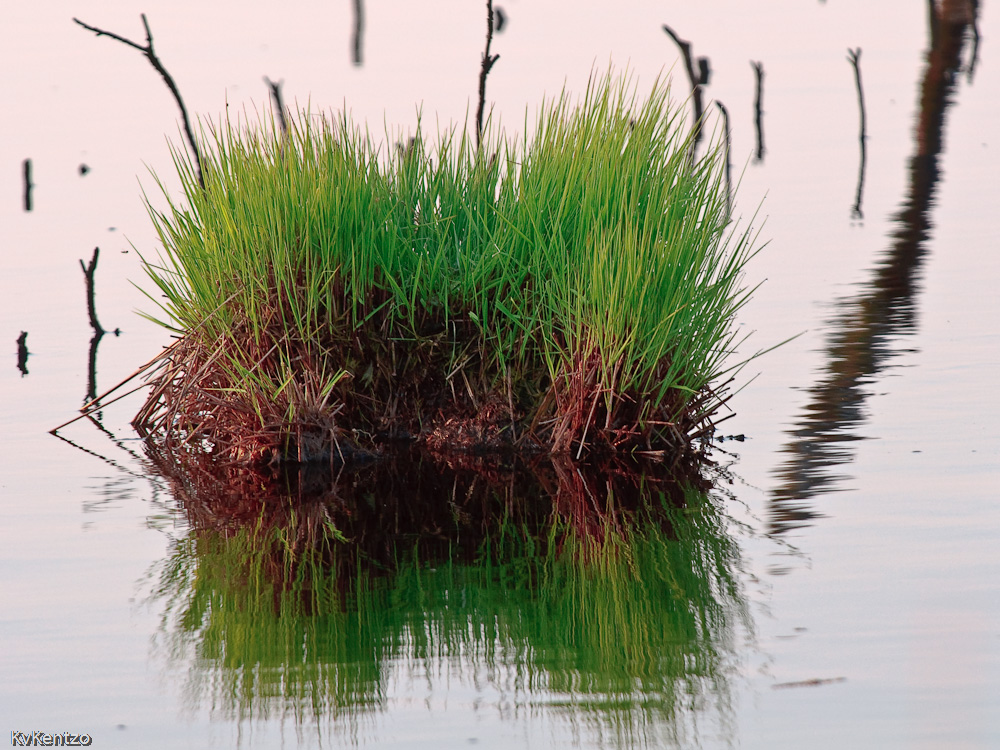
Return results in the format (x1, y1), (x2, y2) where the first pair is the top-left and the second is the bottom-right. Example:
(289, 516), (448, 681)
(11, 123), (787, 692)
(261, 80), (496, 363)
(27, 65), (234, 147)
(150, 479), (748, 745)
(136, 72), (760, 463)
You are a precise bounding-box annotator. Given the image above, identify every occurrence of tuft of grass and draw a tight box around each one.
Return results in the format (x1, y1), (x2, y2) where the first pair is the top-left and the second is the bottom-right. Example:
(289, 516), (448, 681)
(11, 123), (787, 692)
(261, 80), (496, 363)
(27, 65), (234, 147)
(136, 72), (761, 463)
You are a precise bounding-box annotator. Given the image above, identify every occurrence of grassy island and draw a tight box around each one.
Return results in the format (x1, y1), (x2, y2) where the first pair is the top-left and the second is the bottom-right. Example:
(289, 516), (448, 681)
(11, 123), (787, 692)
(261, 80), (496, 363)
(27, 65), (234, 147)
(134, 74), (759, 466)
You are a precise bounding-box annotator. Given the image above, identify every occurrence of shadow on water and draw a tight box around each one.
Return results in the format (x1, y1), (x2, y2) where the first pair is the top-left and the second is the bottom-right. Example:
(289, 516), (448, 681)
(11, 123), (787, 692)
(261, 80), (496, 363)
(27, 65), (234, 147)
(143, 446), (750, 746)
(768, 0), (980, 534)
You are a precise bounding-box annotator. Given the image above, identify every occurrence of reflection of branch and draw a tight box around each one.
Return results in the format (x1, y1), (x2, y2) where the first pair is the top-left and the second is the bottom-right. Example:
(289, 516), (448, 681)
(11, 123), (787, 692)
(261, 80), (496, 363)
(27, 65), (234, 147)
(264, 77), (288, 138)
(86, 330), (105, 409)
(352, 0), (365, 65)
(476, 0), (500, 149)
(663, 25), (710, 158)
(847, 48), (867, 219)
(22, 158), (33, 212)
(73, 14), (204, 190)
(852, 141), (867, 220)
(714, 101), (732, 215)
(80, 246), (113, 412)
(17, 332), (29, 376)
(751, 61), (765, 162)
(966, 8), (980, 82)
(79, 247), (123, 413)
(768, 5), (978, 534)
(50, 418), (163, 485)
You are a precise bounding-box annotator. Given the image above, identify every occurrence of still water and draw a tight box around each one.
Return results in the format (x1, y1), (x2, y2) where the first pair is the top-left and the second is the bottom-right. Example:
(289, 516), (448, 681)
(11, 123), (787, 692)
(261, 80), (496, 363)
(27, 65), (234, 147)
(2, 1), (998, 748)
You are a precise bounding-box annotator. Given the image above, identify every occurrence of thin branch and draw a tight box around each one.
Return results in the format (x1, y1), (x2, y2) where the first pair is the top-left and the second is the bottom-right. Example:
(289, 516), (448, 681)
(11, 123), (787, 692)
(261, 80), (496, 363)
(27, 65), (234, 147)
(967, 5), (980, 83)
(80, 340), (177, 414)
(751, 61), (765, 162)
(476, 0), (500, 149)
(17, 332), (29, 377)
(847, 48), (867, 141)
(715, 100), (732, 216)
(352, 0), (365, 66)
(264, 77), (288, 138)
(80, 247), (105, 336)
(50, 383), (150, 434)
(73, 14), (204, 190)
(663, 25), (709, 158)
(847, 48), (867, 219)
(22, 158), (33, 212)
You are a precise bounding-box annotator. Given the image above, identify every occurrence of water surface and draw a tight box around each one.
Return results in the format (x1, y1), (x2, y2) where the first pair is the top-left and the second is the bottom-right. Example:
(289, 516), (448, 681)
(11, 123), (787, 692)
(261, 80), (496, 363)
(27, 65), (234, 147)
(2, 1), (998, 748)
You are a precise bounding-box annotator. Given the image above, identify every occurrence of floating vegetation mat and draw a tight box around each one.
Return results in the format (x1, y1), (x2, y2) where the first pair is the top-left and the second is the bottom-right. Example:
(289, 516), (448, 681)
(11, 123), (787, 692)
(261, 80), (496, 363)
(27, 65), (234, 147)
(134, 72), (761, 467)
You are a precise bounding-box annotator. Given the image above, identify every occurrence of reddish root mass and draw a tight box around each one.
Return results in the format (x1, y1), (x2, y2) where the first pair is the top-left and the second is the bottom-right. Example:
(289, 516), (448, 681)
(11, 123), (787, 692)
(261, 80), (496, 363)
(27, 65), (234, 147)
(134, 321), (728, 470)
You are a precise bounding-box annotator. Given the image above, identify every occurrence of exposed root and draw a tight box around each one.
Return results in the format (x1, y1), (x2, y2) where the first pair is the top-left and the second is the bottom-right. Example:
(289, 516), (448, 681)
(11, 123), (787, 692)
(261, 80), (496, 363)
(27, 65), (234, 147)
(133, 318), (729, 471)
(535, 348), (731, 458)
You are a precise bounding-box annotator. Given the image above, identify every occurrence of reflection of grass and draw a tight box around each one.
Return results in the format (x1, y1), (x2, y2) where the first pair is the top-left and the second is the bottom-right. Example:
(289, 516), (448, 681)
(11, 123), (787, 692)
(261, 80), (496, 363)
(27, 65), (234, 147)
(137, 71), (759, 462)
(151, 482), (748, 744)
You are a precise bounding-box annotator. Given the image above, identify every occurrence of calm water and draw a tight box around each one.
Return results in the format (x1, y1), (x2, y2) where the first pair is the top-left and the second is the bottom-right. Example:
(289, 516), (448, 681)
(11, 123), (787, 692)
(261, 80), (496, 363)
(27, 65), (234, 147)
(2, 1), (999, 748)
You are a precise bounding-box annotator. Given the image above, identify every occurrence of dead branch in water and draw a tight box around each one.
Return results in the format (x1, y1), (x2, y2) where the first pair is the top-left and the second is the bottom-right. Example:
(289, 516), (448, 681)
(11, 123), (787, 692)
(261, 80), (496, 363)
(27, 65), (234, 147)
(847, 48), (867, 219)
(352, 0), (365, 65)
(80, 247), (105, 337)
(73, 14), (205, 190)
(17, 332), (29, 376)
(476, 0), (500, 149)
(663, 24), (710, 159)
(22, 158), (33, 212)
(264, 77), (288, 138)
(715, 100), (732, 215)
(751, 61), (765, 161)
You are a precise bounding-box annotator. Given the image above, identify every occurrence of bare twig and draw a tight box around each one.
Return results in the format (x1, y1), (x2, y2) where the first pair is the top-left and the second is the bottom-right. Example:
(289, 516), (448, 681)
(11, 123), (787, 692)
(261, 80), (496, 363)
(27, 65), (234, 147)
(751, 61), (765, 161)
(80, 342), (176, 414)
(22, 159), (33, 212)
(967, 6), (980, 82)
(663, 24), (710, 157)
(264, 77), (288, 138)
(17, 332), (29, 377)
(847, 48), (867, 219)
(476, 0), (500, 149)
(73, 14), (204, 190)
(847, 48), (867, 141)
(80, 247), (105, 336)
(50, 383), (150, 434)
(352, 0), (365, 65)
(715, 100), (732, 215)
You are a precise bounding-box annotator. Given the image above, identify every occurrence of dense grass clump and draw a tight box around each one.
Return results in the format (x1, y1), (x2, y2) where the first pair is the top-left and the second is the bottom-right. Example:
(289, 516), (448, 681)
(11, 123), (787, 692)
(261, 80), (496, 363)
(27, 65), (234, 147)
(136, 73), (759, 464)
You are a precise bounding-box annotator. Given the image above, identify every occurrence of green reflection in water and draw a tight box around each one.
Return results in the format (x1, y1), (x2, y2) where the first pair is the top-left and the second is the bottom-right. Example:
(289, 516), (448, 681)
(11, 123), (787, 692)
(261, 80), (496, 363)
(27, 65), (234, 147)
(149, 462), (748, 747)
